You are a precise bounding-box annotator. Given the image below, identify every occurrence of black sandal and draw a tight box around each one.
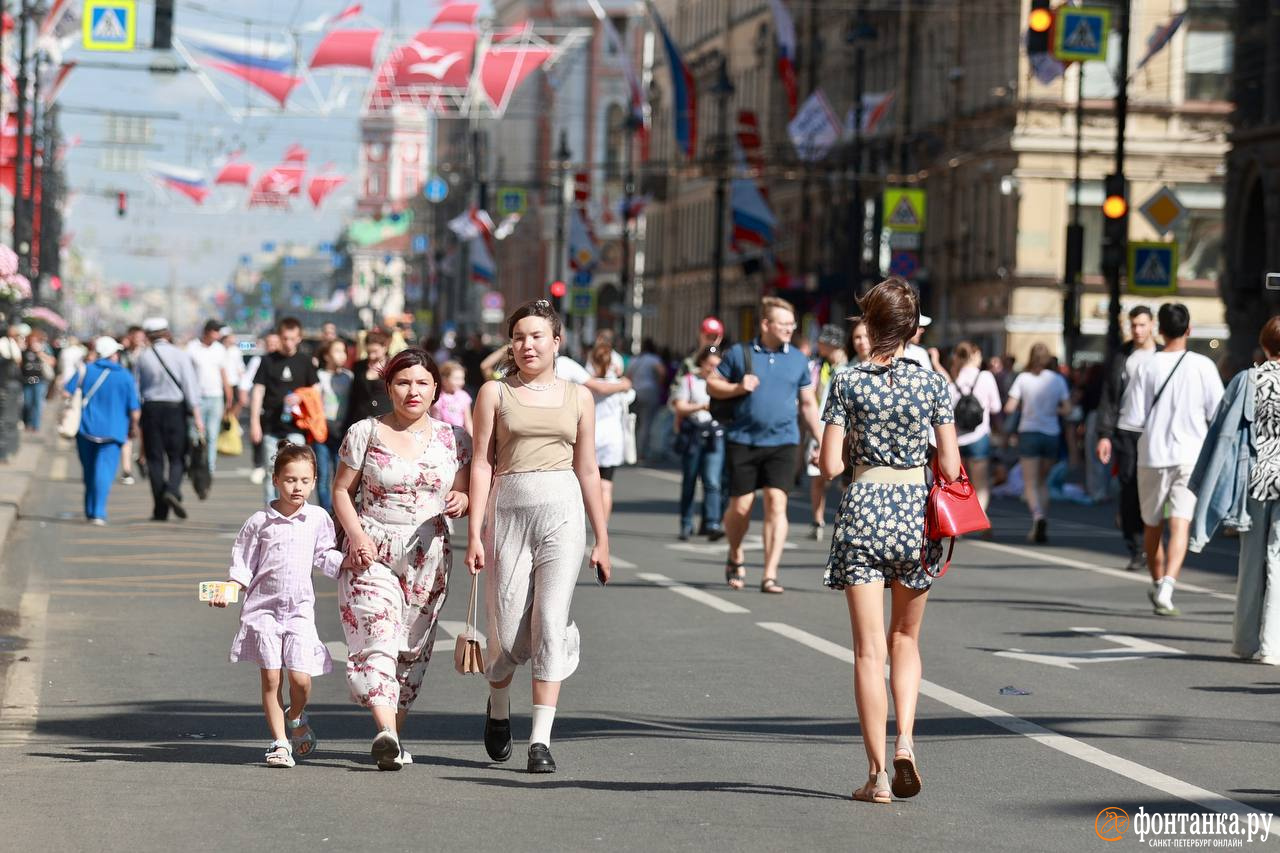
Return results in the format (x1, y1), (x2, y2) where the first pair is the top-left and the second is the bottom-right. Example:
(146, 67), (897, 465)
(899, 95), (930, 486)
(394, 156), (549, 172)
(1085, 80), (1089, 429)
(724, 560), (746, 590)
(760, 578), (785, 594)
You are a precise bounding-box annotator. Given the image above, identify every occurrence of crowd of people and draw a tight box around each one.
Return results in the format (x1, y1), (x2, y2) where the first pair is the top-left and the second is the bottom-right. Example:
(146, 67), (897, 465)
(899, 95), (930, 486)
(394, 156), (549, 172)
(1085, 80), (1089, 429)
(3, 282), (1276, 803)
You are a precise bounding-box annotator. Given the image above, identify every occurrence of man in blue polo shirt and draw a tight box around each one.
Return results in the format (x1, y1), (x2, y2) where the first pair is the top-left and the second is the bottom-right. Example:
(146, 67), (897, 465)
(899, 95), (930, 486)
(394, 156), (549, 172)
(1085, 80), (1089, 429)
(707, 296), (822, 594)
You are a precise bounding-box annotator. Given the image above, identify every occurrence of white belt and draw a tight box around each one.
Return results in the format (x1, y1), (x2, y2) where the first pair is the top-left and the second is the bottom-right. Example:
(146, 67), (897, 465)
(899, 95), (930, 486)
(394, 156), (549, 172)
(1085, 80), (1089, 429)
(852, 464), (926, 485)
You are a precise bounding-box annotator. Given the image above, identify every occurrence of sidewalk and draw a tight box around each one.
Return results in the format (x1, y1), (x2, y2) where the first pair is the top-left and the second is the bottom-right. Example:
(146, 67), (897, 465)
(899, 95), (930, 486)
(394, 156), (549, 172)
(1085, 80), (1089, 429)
(0, 430), (54, 559)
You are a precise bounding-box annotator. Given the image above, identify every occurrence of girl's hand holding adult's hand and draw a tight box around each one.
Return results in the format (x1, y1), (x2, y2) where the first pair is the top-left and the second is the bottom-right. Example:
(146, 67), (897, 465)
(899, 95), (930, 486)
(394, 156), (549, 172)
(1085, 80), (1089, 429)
(590, 543), (611, 584)
(465, 540), (485, 575)
(348, 530), (376, 570)
(444, 490), (469, 518)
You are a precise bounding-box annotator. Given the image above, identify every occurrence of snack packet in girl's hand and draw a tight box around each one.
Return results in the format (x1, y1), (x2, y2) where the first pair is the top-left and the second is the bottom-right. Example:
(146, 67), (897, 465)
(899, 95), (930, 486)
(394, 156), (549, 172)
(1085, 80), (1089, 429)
(199, 582), (240, 603)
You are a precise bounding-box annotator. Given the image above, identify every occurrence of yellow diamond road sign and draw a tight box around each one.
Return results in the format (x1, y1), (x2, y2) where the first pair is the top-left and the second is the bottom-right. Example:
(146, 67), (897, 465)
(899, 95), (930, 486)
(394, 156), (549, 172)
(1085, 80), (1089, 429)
(882, 188), (926, 233)
(1138, 186), (1188, 236)
(84, 0), (137, 52)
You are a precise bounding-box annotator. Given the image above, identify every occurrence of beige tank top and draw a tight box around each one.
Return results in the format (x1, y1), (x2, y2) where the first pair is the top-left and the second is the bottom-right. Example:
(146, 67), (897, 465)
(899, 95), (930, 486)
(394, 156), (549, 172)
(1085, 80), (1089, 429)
(494, 379), (581, 475)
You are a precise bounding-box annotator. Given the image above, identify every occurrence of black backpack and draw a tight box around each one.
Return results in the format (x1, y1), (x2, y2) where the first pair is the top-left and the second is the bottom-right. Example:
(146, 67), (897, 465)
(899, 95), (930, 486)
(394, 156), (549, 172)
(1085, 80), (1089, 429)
(953, 376), (985, 434)
(708, 343), (752, 426)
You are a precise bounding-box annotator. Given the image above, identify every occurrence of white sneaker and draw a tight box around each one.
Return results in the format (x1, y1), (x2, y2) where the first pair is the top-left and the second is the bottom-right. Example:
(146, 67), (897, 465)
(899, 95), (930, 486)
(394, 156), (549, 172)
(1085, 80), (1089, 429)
(396, 748), (413, 766)
(120, 474), (135, 485)
(249, 467), (266, 485)
(1153, 583), (1179, 617)
(89, 518), (106, 527)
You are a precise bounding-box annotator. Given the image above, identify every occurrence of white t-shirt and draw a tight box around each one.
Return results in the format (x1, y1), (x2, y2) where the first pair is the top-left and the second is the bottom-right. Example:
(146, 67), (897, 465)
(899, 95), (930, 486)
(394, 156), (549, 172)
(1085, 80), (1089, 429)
(1007, 369), (1071, 435)
(671, 370), (712, 425)
(555, 356), (591, 385)
(186, 340), (228, 398)
(222, 343), (246, 389)
(1119, 350), (1224, 468)
(1115, 347), (1159, 432)
(903, 343), (932, 372)
(949, 366), (1003, 446)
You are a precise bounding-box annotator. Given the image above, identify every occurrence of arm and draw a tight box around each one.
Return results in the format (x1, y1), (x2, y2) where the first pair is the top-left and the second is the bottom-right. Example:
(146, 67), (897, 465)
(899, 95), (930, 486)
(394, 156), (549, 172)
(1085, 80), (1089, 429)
(934, 423), (962, 482)
(331, 460), (374, 570)
(465, 382), (501, 574)
(215, 516), (260, 606)
(480, 345), (509, 377)
(706, 370), (755, 400)
(818, 423), (847, 481)
(799, 386), (822, 442)
(444, 428), (473, 518)
(249, 384), (265, 444)
(313, 513), (344, 580)
(462, 402), (474, 437)
(571, 385), (611, 581)
(583, 375), (632, 396)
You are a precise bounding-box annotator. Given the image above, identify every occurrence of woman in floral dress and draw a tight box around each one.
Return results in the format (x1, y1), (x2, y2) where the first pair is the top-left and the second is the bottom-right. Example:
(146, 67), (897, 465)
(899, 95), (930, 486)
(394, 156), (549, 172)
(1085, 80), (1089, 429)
(332, 347), (471, 770)
(817, 278), (961, 804)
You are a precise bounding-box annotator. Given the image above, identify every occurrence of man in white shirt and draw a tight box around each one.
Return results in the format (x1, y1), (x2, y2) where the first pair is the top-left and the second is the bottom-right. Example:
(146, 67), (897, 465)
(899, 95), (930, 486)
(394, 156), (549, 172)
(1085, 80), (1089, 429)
(1118, 303), (1224, 617)
(186, 320), (231, 474)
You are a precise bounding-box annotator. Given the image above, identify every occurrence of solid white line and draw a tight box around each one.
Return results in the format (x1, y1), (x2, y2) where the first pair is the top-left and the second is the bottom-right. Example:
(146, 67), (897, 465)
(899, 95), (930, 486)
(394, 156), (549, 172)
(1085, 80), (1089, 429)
(756, 621), (1263, 817)
(0, 592), (50, 746)
(634, 468), (683, 484)
(610, 556), (638, 570)
(637, 572), (750, 614)
(968, 539), (1236, 602)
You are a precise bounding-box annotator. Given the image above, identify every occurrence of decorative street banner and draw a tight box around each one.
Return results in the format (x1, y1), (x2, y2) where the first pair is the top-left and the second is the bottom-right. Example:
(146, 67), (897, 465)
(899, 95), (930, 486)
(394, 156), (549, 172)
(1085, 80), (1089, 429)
(1127, 241), (1179, 295)
(83, 0), (136, 52)
(882, 188), (926, 233)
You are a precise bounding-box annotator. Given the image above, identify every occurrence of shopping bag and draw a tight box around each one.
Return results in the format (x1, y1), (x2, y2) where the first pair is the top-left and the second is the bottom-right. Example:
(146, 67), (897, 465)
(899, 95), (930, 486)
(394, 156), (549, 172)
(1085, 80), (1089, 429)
(216, 416), (243, 457)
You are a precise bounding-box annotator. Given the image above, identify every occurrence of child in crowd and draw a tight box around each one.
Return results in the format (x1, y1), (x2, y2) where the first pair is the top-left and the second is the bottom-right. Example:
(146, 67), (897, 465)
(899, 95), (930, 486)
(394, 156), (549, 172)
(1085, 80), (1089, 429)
(209, 442), (343, 768)
(431, 360), (474, 436)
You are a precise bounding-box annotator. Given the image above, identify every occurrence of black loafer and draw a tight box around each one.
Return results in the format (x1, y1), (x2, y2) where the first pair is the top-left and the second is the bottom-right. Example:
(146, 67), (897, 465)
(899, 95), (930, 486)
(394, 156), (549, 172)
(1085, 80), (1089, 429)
(484, 700), (512, 762)
(164, 492), (187, 520)
(527, 742), (556, 774)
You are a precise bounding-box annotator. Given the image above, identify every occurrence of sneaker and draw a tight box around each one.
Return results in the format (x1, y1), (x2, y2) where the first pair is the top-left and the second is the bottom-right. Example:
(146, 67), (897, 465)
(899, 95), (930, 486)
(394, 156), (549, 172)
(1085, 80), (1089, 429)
(89, 518), (106, 527)
(810, 522), (825, 541)
(1258, 655), (1280, 666)
(120, 474), (135, 486)
(1153, 584), (1178, 617)
(1124, 552), (1147, 573)
(396, 748), (414, 767)
(371, 729), (402, 771)
(249, 467), (266, 485)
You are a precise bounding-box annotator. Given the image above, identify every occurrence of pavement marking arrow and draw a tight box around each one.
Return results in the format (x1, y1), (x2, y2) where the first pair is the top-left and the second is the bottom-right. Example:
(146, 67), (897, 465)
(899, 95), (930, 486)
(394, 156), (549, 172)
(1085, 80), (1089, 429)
(994, 626), (1186, 670)
(636, 572), (750, 614)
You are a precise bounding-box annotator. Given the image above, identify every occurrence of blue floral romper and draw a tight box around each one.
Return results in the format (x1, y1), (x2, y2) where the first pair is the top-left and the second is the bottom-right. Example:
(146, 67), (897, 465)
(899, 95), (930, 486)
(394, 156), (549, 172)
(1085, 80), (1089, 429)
(822, 359), (954, 590)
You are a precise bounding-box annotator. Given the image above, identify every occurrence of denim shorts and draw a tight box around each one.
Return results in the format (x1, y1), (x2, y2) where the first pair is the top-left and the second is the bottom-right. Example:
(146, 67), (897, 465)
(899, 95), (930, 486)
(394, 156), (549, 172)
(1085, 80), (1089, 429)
(960, 434), (991, 460)
(1018, 430), (1060, 459)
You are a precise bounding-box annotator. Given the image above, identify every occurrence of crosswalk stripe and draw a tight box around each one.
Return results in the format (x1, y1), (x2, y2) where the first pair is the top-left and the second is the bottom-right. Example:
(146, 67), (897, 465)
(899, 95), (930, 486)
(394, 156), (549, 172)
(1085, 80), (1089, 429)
(636, 572), (750, 614)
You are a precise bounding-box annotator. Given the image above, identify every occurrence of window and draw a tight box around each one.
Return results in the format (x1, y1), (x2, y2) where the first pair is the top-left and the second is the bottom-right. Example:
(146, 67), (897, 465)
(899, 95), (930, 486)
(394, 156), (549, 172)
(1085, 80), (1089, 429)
(604, 103), (625, 181)
(1184, 1), (1233, 102)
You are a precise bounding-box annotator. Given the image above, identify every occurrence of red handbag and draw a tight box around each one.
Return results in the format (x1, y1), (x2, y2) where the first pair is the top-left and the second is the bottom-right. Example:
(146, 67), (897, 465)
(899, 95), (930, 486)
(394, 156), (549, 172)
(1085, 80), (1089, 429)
(922, 459), (991, 577)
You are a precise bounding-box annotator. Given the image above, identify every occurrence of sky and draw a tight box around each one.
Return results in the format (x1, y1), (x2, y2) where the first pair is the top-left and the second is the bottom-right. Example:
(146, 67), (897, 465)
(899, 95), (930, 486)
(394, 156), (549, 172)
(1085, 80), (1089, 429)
(58, 1), (481, 300)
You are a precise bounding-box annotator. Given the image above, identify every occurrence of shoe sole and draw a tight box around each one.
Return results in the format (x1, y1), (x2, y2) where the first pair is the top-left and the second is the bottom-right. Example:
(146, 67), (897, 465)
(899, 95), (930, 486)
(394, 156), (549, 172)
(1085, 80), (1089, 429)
(486, 741), (512, 762)
(891, 756), (921, 798)
(165, 494), (188, 520)
(372, 735), (401, 771)
(527, 761), (556, 774)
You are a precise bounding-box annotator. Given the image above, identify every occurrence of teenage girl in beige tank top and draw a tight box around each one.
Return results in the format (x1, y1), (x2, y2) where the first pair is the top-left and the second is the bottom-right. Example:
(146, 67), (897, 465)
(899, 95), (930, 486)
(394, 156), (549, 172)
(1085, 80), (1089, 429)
(466, 299), (611, 774)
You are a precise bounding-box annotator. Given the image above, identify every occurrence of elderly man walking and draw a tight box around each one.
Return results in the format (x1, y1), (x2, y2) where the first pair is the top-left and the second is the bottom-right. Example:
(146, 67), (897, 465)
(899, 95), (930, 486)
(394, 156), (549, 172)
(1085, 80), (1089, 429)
(707, 296), (822, 594)
(134, 317), (204, 521)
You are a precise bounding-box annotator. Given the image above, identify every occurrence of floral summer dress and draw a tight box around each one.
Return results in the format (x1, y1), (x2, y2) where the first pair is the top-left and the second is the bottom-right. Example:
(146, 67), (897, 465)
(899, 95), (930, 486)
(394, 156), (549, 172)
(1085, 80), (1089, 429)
(336, 417), (472, 710)
(822, 360), (954, 590)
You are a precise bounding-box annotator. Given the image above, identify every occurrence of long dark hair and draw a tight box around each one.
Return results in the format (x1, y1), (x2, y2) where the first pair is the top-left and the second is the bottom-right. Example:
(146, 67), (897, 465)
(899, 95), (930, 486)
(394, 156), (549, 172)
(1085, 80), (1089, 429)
(502, 299), (563, 375)
(381, 347), (442, 404)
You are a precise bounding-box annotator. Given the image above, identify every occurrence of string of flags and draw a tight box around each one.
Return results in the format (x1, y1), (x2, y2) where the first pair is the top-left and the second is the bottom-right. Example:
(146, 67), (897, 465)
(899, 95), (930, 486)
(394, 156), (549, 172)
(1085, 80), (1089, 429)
(146, 144), (349, 211)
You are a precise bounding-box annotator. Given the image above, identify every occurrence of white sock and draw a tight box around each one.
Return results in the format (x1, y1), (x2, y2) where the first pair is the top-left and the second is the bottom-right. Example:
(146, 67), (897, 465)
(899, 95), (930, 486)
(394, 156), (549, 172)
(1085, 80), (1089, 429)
(530, 704), (556, 746)
(489, 684), (510, 721)
(1156, 577), (1176, 606)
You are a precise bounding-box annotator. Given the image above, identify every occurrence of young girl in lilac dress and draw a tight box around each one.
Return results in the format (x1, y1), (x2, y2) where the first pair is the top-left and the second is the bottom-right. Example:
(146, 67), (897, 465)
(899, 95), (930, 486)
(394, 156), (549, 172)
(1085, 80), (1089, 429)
(210, 442), (343, 768)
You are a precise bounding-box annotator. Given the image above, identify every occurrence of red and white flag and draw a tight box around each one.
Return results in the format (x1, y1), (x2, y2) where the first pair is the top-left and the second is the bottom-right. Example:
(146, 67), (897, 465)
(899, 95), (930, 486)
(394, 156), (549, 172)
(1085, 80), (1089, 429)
(768, 0), (798, 117)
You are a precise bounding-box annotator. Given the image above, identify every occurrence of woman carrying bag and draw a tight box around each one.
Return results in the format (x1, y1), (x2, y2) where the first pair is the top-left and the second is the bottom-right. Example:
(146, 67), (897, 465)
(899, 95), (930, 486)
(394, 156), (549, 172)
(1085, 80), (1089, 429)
(670, 346), (726, 541)
(64, 337), (140, 524)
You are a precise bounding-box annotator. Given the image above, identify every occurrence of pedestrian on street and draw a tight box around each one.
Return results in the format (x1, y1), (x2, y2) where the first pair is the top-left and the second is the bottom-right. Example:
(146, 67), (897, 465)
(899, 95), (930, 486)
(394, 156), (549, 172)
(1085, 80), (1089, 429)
(672, 316), (725, 387)
(0, 324), (21, 463)
(467, 299), (611, 774)
(19, 328), (55, 431)
(342, 328), (392, 434)
(64, 336), (140, 524)
(585, 334), (634, 522)
(1003, 342), (1072, 543)
(670, 345), (725, 541)
(816, 278), (961, 804)
(626, 338), (668, 462)
(848, 319), (872, 364)
(118, 325), (147, 485)
(250, 317), (320, 504)
(807, 324), (849, 540)
(186, 320), (232, 475)
(431, 360), (474, 437)
(210, 443), (342, 769)
(948, 341), (1003, 513)
(242, 332), (281, 485)
(314, 339), (353, 513)
(707, 296), (822, 594)
(331, 348), (472, 770)
(1119, 303), (1224, 617)
(1096, 305), (1160, 571)
(134, 317), (205, 522)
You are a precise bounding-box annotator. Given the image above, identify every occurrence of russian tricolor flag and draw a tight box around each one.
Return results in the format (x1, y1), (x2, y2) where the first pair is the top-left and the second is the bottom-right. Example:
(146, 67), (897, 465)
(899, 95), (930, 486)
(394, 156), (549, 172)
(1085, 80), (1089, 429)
(647, 2), (696, 161)
(768, 0), (798, 118)
(149, 163), (211, 205)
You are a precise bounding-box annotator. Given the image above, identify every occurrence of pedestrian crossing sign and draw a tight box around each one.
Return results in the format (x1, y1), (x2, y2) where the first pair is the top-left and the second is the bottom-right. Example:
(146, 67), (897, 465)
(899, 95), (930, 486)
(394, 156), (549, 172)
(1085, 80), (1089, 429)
(882, 188), (926, 233)
(1053, 6), (1110, 63)
(83, 0), (136, 52)
(1127, 241), (1179, 295)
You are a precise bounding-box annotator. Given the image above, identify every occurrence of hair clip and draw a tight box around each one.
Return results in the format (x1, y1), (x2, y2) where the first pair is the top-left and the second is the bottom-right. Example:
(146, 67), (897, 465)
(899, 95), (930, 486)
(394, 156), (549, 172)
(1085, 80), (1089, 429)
(535, 299), (551, 309)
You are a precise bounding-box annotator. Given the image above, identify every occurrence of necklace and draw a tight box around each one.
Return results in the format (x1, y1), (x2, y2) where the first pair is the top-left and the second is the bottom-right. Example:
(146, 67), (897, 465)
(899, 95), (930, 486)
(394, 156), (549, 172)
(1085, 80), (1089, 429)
(517, 374), (557, 392)
(392, 415), (432, 445)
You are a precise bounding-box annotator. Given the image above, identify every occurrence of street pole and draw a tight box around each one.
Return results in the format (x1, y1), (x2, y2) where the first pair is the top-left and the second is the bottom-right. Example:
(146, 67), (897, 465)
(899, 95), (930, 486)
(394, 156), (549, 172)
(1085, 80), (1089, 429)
(12, 0), (30, 278)
(847, 9), (869, 296)
(28, 47), (41, 296)
(710, 54), (733, 320)
(1102, 0), (1131, 362)
(1063, 66), (1085, 366)
(554, 130), (570, 330)
(620, 115), (636, 343)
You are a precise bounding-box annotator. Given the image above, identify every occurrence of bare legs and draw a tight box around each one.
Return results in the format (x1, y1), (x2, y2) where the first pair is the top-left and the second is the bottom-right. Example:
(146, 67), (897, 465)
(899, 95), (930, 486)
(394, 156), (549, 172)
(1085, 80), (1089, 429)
(259, 669), (312, 742)
(845, 583), (930, 777)
(723, 488), (788, 586)
(967, 457), (991, 512)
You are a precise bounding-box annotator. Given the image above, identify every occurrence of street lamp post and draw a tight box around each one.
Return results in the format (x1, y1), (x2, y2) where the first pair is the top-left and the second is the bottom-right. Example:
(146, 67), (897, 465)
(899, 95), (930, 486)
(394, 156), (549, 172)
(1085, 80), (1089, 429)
(709, 55), (734, 320)
(1101, 0), (1132, 363)
(619, 113), (640, 344)
(12, 0), (30, 279)
(553, 130), (571, 327)
(847, 9), (874, 296)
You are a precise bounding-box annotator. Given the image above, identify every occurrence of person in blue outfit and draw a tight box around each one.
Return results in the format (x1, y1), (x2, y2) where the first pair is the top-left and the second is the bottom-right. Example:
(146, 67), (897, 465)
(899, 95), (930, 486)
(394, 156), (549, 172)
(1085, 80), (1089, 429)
(65, 337), (141, 524)
(707, 296), (822, 594)
(817, 277), (961, 804)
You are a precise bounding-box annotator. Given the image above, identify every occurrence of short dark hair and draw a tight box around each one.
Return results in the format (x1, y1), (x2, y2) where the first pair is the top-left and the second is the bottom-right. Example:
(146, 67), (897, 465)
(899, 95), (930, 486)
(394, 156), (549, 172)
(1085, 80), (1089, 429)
(277, 316), (303, 334)
(272, 441), (317, 478)
(1157, 303), (1191, 339)
(1128, 305), (1152, 320)
(203, 320), (222, 335)
(1259, 315), (1280, 357)
(855, 277), (920, 360)
(381, 347), (442, 404)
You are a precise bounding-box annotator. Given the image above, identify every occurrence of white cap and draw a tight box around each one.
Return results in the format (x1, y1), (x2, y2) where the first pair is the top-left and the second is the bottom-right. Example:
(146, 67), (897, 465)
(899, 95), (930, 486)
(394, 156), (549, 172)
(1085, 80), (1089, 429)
(219, 325), (234, 336)
(94, 336), (123, 358)
(142, 317), (169, 333)
(919, 314), (933, 328)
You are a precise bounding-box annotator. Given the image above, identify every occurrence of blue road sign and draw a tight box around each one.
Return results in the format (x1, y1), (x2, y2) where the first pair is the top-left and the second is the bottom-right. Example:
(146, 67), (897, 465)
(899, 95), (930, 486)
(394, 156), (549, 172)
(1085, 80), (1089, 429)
(423, 176), (449, 203)
(573, 269), (593, 286)
(1127, 241), (1179, 295)
(1053, 7), (1110, 63)
(412, 234), (429, 254)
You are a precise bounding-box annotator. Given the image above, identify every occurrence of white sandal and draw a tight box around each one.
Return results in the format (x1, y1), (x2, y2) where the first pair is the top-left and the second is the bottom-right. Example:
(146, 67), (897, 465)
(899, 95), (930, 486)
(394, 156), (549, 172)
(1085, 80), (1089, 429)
(265, 739), (295, 768)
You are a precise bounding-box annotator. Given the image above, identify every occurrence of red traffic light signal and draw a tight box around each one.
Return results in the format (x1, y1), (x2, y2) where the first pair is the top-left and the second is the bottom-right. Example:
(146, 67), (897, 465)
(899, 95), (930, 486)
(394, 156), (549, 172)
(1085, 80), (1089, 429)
(116, 191), (127, 218)
(549, 280), (567, 298)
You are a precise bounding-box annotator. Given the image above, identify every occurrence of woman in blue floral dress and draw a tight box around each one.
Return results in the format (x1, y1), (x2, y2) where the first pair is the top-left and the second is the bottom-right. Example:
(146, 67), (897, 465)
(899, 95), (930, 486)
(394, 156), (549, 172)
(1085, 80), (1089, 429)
(817, 278), (961, 805)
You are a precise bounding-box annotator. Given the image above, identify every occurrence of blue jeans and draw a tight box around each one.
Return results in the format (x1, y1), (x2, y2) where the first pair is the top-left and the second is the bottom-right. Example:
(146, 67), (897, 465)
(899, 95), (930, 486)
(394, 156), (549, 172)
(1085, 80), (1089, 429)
(313, 438), (339, 512)
(76, 436), (122, 521)
(22, 382), (46, 429)
(198, 396), (224, 473)
(679, 433), (724, 533)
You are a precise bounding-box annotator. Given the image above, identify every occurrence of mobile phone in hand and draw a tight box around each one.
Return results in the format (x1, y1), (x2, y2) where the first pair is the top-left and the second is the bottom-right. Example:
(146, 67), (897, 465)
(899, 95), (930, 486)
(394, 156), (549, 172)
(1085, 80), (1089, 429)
(593, 561), (607, 586)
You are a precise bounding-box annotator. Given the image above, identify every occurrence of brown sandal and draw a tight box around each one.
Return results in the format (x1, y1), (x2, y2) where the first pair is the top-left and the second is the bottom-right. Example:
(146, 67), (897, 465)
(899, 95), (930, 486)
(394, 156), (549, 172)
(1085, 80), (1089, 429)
(725, 560), (746, 590)
(891, 742), (922, 798)
(852, 770), (892, 804)
(760, 578), (785, 594)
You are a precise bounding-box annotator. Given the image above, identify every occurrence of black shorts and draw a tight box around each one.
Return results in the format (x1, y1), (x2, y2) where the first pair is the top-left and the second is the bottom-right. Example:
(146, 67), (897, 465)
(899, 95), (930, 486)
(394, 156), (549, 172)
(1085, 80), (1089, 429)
(599, 465), (616, 482)
(727, 442), (798, 497)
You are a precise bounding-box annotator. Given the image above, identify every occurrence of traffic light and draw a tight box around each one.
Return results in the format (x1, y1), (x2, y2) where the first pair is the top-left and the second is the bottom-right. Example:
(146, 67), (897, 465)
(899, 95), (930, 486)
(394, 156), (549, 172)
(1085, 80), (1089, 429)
(153, 0), (174, 49)
(1101, 173), (1127, 270)
(116, 191), (127, 218)
(1027, 0), (1053, 54)
(549, 279), (566, 312)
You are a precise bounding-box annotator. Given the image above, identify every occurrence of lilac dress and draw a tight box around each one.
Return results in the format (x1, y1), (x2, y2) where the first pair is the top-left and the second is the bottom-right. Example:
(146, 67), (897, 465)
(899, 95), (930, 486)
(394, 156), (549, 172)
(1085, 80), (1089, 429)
(228, 503), (343, 676)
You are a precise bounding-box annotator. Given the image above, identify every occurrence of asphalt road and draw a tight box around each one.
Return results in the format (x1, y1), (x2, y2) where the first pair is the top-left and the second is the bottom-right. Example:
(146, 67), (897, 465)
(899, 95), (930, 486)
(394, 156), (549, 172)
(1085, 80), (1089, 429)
(0, 439), (1276, 852)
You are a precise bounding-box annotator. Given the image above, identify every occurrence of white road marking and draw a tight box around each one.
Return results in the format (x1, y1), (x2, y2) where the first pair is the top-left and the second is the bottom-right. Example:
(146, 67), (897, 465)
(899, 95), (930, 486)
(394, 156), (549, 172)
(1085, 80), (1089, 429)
(756, 621), (1263, 817)
(610, 556), (637, 570)
(668, 533), (793, 556)
(635, 468), (682, 484)
(995, 626), (1186, 670)
(969, 539), (1236, 602)
(0, 593), (50, 746)
(637, 572), (750, 614)
(49, 457), (67, 482)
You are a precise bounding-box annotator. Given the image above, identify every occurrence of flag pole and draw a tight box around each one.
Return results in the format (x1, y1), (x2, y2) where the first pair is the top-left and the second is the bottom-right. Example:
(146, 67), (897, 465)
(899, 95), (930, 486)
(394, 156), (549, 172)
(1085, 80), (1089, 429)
(710, 54), (733, 320)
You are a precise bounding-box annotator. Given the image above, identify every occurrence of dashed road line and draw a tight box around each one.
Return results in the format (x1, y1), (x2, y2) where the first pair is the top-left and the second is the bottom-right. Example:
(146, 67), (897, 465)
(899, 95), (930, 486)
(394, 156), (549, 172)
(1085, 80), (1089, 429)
(636, 572), (750, 614)
(755, 621), (1262, 817)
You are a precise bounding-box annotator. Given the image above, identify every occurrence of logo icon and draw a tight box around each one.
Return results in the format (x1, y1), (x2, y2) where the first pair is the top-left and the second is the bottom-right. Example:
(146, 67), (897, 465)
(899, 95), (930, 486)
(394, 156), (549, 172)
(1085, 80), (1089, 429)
(1096, 807), (1129, 842)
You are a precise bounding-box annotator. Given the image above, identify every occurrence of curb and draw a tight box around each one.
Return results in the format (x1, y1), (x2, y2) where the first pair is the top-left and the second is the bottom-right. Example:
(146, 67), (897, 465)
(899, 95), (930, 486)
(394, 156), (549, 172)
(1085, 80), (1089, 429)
(0, 434), (54, 556)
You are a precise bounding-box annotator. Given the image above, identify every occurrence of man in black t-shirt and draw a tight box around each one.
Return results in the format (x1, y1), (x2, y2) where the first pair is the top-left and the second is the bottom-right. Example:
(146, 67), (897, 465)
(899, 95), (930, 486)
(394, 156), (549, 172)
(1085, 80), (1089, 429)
(249, 316), (319, 501)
